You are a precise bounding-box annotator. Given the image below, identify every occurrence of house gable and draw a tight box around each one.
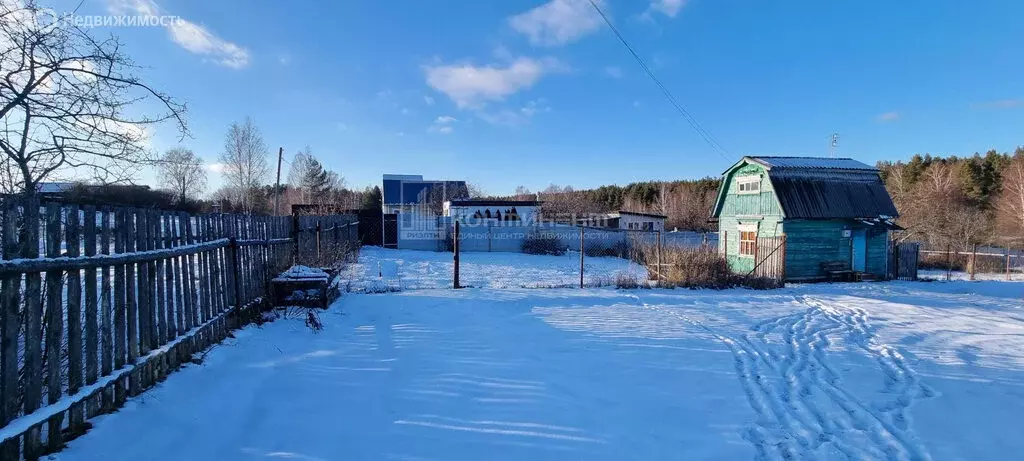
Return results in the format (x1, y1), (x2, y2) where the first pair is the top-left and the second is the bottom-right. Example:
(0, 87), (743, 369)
(711, 159), (785, 219)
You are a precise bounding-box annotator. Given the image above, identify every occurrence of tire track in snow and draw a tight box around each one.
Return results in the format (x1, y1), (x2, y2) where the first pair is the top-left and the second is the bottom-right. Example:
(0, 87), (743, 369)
(629, 293), (933, 461)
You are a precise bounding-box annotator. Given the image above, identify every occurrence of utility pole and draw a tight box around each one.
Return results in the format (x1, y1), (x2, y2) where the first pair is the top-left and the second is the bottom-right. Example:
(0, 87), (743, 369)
(273, 147), (284, 216)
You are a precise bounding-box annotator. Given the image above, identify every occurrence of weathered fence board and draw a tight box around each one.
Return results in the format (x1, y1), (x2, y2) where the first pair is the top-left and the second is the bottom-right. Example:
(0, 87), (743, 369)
(0, 201), (358, 460)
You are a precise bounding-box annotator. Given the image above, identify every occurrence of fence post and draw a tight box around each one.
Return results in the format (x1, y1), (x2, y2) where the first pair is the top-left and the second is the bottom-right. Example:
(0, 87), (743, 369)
(945, 244), (952, 281)
(291, 212), (299, 266)
(229, 235), (244, 324)
(969, 243), (977, 281)
(579, 226), (585, 289)
(656, 230), (662, 283)
(453, 221), (460, 289)
(315, 222), (322, 266)
(1007, 247), (1012, 281)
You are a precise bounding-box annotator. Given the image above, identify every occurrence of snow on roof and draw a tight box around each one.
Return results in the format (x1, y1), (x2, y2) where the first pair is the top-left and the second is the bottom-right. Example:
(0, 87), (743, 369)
(278, 265), (329, 280)
(748, 156), (876, 171)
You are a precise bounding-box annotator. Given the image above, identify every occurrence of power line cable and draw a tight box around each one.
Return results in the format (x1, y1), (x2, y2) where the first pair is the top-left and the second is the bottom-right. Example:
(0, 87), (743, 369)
(587, 0), (731, 161)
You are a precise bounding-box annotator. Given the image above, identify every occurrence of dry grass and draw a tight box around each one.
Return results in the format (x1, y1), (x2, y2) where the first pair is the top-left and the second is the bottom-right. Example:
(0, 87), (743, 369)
(629, 243), (782, 290)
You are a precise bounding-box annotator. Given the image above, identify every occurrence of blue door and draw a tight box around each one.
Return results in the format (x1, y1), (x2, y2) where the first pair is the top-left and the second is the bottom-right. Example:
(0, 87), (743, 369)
(851, 229), (867, 272)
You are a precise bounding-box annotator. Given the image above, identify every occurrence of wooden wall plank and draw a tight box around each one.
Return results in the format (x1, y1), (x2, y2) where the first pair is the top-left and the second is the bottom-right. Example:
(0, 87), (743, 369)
(155, 212), (167, 347)
(65, 205), (85, 433)
(44, 203), (64, 450)
(21, 198), (42, 458)
(125, 210), (139, 396)
(82, 207), (98, 395)
(182, 213), (195, 332)
(0, 202), (21, 440)
(111, 209), (125, 406)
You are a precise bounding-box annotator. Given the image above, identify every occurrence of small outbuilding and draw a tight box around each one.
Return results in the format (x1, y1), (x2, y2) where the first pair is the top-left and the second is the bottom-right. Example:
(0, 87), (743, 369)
(711, 156), (899, 281)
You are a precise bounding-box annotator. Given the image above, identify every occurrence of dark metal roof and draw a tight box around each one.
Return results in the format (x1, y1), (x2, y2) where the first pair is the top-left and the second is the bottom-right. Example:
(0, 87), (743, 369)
(769, 170), (898, 219)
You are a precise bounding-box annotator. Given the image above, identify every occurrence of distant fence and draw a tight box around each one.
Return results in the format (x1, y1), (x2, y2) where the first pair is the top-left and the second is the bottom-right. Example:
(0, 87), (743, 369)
(917, 243), (1022, 280)
(0, 198), (357, 460)
(396, 216), (717, 253)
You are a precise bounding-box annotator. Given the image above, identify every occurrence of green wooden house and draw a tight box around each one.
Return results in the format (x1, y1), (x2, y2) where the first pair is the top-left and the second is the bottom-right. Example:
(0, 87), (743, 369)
(711, 156), (899, 281)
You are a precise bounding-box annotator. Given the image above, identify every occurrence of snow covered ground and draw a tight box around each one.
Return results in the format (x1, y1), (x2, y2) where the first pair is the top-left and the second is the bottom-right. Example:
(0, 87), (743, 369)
(51, 249), (1024, 461)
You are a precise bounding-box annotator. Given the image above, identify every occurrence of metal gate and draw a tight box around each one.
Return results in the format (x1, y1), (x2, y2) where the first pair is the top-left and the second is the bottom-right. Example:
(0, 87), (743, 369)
(382, 213), (398, 249)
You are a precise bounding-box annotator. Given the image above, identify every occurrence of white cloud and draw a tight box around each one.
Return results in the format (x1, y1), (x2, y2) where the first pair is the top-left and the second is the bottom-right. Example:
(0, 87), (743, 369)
(424, 57), (564, 109)
(278, 54), (291, 66)
(205, 162), (227, 173)
(424, 95), (435, 105)
(509, 0), (604, 46)
(108, 0), (250, 68)
(875, 111), (900, 122)
(604, 66), (623, 78)
(428, 115), (457, 134)
(478, 99), (550, 126)
(400, 107), (410, 115)
(647, 0), (686, 18)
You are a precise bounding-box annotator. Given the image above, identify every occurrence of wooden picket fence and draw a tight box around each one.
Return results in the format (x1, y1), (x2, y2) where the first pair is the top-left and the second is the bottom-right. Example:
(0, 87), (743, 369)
(750, 235), (787, 285)
(0, 198), (355, 460)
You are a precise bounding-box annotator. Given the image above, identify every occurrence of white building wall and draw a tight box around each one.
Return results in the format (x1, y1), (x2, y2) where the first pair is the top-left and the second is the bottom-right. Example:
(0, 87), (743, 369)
(445, 204), (540, 223)
(616, 214), (665, 232)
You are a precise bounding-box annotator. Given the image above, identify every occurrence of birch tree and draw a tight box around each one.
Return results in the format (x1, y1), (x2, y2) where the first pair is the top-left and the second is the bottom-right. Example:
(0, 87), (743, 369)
(219, 118), (269, 213)
(995, 154), (1024, 243)
(157, 148), (206, 203)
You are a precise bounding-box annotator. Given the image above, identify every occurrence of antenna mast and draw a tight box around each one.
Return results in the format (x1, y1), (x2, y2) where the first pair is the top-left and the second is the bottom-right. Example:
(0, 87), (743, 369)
(829, 133), (840, 158)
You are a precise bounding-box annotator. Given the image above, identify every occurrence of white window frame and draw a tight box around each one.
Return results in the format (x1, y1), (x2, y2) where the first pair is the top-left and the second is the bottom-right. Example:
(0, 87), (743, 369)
(736, 175), (761, 195)
(737, 223), (758, 258)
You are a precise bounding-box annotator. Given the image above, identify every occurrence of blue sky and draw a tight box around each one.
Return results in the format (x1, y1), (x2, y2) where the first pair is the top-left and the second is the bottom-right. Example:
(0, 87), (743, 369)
(56, 0), (1024, 195)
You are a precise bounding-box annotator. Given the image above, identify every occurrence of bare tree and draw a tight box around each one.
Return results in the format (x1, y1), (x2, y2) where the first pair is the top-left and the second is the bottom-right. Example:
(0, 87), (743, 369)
(287, 146), (340, 205)
(0, 1), (187, 195)
(157, 148), (205, 203)
(995, 154), (1024, 244)
(220, 118), (269, 213)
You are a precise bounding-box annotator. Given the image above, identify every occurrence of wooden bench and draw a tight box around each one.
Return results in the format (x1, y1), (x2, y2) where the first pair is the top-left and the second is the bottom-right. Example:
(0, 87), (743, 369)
(821, 260), (853, 282)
